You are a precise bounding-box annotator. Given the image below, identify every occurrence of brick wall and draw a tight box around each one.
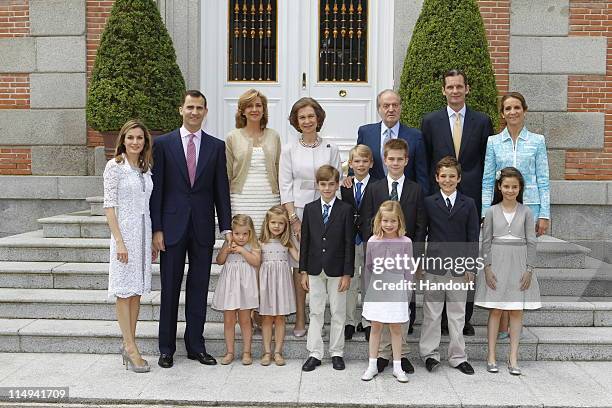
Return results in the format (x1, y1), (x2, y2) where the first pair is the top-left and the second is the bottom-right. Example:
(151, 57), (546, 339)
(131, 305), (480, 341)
(477, 0), (510, 94)
(86, 0), (114, 147)
(0, 0), (31, 175)
(565, 0), (612, 180)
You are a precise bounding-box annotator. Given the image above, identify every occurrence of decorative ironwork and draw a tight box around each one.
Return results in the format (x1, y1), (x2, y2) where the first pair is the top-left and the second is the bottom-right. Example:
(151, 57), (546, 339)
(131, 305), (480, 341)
(319, 0), (367, 82)
(229, 0), (277, 82)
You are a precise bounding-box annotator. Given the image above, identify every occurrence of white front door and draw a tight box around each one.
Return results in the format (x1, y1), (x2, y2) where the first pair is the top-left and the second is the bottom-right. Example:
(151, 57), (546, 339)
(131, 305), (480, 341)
(201, 0), (394, 160)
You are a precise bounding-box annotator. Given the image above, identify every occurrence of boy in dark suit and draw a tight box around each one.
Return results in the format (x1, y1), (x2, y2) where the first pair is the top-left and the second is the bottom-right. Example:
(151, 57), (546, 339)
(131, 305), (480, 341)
(419, 156), (479, 375)
(341, 145), (373, 340)
(300, 165), (355, 372)
(361, 138), (427, 375)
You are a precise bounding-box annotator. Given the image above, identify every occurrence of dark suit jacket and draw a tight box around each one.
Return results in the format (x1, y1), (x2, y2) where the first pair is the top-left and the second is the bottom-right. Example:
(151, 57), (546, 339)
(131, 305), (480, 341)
(360, 177), (427, 256)
(421, 107), (494, 216)
(299, 199), (355, 277)
(356, 122), (429, 194)
(150, 129), (232, 247)
(423, 191), (480, 276)
(340, 181), (370, 241)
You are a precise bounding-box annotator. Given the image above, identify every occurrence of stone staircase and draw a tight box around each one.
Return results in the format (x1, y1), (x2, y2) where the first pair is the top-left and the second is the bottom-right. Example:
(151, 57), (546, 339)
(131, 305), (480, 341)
(0, 197), (611, 361)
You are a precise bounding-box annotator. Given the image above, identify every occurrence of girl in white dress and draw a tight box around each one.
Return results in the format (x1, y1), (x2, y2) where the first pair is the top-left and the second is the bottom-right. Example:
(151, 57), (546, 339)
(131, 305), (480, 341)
(279, 97), (342, 336)
(258, 205), (298, 366)
(361, 201), (413, 383)
(475, 167), (540, 376)
(103, 119), (155, 373)
(212, 214), (261, 365)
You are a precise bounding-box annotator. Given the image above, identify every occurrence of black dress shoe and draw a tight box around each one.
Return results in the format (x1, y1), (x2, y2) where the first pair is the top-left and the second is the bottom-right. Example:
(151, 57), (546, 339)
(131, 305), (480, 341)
(455, 361), (475, 375)
(364, 326), (371, 342)
(401, 357), (415, 374)
(376, 357), (389, 373)
(331, 356), (345, 370)
(302, 356), (321, 372)
(425, 357), (441, 372)
(441, 325), (449, 336)
(463, 322), (475, 336)
(356, 322), (364, 332)
(344, 325), (355, 340)
(158, 354), (173, 368)
(187, 352), (217, 365)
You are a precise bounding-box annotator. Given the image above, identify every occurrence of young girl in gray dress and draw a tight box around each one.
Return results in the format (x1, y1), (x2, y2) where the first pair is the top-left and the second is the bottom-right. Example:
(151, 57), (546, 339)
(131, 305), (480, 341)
(475, 167), (541, 376)
(212, 214), (261, 365)
(258, 205), (298, 366)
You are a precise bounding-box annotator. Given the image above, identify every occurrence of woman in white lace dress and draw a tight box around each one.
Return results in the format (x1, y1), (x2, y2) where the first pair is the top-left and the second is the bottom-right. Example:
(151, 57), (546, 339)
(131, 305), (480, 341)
(226, 89), (282, 235)
(103, 119), (155, 373)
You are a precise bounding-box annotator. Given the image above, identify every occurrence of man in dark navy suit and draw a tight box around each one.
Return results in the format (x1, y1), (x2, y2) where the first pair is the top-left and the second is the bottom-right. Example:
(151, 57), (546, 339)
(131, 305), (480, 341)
(150, 90), (232, 368)
(355, 89), (429, 194)
(421, 69), (495, 336)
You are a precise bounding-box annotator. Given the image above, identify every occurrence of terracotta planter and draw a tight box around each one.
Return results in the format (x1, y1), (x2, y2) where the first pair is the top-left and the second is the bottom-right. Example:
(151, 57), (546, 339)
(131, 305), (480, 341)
(101, 130), (166, 160)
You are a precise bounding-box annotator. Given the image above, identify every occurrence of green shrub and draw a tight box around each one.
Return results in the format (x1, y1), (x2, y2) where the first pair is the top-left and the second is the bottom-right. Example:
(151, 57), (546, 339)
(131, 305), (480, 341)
(399, 0), (499, 129)
(86, 0), (185, 131)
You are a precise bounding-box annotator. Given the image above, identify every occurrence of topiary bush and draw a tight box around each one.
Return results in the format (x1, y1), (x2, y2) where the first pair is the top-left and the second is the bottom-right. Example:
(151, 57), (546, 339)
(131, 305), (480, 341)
(399, 0), (499, 129)
(86, 0), (185, 132)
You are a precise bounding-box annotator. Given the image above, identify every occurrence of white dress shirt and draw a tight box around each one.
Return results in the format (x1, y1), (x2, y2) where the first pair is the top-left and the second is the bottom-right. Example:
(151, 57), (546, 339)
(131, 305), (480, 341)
(440, 190), (457, 208)
(386, 174), (405, 199)
(447, 105), (466, 138)
(380, 121), (400, 145)
(320, 196), (336, 218)
(180, 126), (202, 164)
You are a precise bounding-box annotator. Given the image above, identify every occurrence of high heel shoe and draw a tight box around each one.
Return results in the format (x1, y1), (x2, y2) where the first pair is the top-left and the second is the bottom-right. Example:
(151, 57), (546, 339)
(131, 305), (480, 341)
(486, 362), (499, 373)
(507, 360), (521, 376)
(122, 349), (150, 373)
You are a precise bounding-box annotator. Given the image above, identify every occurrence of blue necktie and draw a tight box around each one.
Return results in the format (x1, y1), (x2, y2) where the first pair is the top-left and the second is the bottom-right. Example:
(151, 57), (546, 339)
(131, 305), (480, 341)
(390, 181), (399, 201)
(323, 204), (330, 225)
(382, 129), (392, 176)
(355, 182), (363, 245)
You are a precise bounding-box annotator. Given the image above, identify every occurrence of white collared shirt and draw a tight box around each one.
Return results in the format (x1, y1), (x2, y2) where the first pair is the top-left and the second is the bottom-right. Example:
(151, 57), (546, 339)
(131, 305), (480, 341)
(386, 174), (405, 199)
(380, 121), (400, 147)
(320, 196), (336, 218)
(440, 190), (457, 208)
(447, 105), (466, 138)
(353, 174), (370, 200)
(180, 126), (202, 164)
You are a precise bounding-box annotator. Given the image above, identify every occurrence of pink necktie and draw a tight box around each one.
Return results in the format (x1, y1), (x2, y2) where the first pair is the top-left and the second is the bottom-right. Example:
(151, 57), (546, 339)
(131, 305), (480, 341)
(187, 134), (196, 186)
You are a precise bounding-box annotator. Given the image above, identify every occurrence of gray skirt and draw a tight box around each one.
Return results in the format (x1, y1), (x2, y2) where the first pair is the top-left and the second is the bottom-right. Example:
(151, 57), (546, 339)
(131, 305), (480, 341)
(475, 239), (541, 310)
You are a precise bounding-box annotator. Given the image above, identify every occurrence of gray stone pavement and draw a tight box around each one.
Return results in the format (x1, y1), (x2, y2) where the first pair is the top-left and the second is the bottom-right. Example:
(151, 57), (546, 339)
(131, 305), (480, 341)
(0, 353), (611, 407)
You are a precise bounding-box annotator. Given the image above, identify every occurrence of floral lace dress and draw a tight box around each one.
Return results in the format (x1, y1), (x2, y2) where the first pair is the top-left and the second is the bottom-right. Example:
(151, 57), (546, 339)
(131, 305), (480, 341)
(103, 157), (153, 298)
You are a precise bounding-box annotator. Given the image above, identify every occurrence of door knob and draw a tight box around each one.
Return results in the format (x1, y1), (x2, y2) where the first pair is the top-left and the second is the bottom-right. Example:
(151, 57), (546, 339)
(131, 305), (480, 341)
(339, 89), (347, 97)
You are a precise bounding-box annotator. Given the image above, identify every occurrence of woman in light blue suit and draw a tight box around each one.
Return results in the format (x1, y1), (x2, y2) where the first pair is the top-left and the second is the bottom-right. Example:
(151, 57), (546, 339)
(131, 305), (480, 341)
(482, 92), (550, 236)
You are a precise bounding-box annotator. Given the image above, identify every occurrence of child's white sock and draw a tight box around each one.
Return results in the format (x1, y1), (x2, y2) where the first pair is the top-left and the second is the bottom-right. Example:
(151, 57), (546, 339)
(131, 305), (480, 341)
(393, 360), (402, 373)
(368, 358), (377, 370)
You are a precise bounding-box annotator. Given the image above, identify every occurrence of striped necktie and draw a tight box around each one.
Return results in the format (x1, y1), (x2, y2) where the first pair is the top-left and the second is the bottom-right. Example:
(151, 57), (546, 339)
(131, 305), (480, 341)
(323, 204), (330, 225)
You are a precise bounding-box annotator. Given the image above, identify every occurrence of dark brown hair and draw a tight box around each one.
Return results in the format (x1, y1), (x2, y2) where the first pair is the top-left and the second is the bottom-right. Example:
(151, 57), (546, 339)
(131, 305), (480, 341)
(442, 69), (468, 87)
(182, 89), (207, 108)
(500, 91), (528, 114)
(288, 97), (326, 132)
(492, 167), (525, 205)
(435, 156), (462, 177)
(113, 119), (153, 172)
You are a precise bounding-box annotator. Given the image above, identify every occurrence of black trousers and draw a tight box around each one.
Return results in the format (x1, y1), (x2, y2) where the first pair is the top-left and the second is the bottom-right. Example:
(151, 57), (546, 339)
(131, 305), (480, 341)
(158, 226), (213, 356)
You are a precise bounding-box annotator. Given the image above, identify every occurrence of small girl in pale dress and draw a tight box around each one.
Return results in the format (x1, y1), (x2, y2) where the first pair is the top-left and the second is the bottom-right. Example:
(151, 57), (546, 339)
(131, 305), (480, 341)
(361, 201), (413, 383)
(212, 214), (261, 365)
(258, 205), (298, 366)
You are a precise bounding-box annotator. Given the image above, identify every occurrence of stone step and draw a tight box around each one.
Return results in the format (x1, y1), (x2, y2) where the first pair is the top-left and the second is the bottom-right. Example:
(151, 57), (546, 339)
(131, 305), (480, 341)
(1, 318), (611, 361)
(0, 231), (225, 263)
(86, 196), (103, 216)
(0, 288), (610, 327)
(38, 209), (225, 239)
(2, 259), (610, 296)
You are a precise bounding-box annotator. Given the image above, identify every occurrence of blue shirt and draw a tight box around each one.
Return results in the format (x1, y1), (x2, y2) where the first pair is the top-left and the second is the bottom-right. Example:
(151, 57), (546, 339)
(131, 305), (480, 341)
(481, 127), (550, 219)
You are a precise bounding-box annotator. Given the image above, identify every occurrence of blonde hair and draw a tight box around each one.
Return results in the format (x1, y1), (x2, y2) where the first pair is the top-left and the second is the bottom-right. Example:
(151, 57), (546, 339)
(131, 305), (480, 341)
(259, 205), (293, 248)
(349, 144), (373, 162)
(113, 119), (153, 172)
(231, 214), (260, 249)
(235, 88), (269, 129)
(372, 201), (406, 238)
